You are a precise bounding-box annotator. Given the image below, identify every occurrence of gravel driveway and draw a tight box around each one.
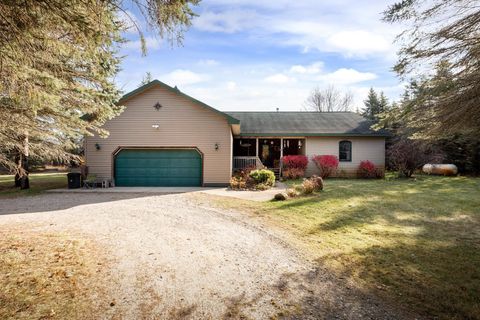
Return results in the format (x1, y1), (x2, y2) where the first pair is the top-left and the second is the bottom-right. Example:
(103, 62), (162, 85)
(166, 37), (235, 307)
(0, 193), (413, 319)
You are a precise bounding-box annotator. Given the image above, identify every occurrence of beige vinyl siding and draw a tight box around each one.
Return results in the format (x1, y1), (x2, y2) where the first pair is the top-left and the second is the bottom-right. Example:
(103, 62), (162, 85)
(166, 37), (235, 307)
(85, 85), (232, 185)
(305, 136), (385, 177)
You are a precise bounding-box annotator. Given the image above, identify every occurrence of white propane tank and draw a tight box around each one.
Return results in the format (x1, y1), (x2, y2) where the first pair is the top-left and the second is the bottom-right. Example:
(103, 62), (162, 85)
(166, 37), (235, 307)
(422, 164), (458, 176)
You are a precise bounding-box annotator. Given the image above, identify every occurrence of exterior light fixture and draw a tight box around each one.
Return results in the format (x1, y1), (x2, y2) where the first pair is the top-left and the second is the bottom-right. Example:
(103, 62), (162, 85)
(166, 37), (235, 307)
(95, 143), (101, 150)
(152, 124), (160, 129)
(215, 143), (219, 150)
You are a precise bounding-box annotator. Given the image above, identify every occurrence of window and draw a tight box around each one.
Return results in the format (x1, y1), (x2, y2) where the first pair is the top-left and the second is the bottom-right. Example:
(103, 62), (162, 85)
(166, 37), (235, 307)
(339, 141), (352, 161)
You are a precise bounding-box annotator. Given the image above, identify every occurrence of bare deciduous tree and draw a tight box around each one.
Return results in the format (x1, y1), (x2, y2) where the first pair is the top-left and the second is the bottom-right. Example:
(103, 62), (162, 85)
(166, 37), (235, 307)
(304, 85), (354, 112)
(387, 137), (444, 178)
(139, 72), (154, 87)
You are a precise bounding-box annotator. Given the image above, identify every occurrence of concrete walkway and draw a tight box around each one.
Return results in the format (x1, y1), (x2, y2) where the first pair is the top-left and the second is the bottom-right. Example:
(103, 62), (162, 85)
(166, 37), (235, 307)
(201, 182), (287, 201)
(48, 183), (288, 202)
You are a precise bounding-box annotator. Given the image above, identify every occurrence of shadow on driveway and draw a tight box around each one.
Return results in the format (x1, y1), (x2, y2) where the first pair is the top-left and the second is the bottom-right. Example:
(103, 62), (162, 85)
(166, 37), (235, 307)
(0, 193), (170, 216)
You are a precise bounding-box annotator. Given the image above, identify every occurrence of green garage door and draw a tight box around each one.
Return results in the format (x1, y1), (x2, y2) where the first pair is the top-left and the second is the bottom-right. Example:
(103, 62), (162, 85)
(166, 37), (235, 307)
(114, 149), (202, 186)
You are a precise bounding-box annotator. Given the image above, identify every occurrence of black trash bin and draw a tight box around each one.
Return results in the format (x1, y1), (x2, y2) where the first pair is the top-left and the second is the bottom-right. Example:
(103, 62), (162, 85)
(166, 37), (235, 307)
(67, 172), (82, 189)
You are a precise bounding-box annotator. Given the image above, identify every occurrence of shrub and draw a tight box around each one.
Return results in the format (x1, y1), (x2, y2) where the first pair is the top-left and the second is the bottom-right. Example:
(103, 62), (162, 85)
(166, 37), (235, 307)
(230, 166), (256, 189)
(286, 188), (298, 198)
(233, 166), (255, 180)
(294, 184), (304, 193)
(309, 175), (324, 191)
(282, 155), (308, 169)
(311, 155), (339, 178)
(249, 169), (275, 189)
(282, 155), (308, 179)
(282, 167), (305, 179)
(358, 160), (377, 178)
(387, 137), (444, 177)
(301, 179), (315, 194)
(375, 167), (385, 178)
(229, 176), (246, 190)
(255, 183), (271, 191)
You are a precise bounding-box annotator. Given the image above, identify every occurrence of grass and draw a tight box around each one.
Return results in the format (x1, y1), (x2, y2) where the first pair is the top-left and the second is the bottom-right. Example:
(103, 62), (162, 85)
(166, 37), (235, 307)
(0, 173), (66, 198)
(204, 175), (480, 319)
(0, 228), (110, 319)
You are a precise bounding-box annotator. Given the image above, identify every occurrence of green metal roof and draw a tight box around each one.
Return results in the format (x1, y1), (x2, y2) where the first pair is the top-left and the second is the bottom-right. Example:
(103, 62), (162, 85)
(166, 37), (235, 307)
(226, 112), (388, 137)
(118, 80), (240, 125)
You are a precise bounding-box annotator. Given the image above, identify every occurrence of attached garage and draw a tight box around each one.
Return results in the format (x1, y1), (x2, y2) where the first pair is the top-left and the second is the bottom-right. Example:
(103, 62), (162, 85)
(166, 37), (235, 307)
(85, 80), (236, 186)
(114, 148), (202, 187)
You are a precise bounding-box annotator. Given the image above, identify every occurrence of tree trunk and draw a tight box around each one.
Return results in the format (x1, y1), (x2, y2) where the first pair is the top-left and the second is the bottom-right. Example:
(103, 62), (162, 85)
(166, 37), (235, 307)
(14, 154), (21, 187)
(15, 134), (30, 189)
(14, 173), (21, 187)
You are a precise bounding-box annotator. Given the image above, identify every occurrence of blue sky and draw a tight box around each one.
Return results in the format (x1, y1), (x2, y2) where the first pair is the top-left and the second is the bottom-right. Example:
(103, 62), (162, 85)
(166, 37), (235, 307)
(116, 0), (404, 111)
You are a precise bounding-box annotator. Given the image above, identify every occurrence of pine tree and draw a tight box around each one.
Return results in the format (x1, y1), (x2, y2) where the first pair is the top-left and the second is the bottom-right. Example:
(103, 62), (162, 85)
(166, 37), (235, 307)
(378, 92), (389, 114)
(362, 88), (391, 123)
(0, 0), (199, 188)
(384, 0), (480, 137)
(362, 88), (380, 121)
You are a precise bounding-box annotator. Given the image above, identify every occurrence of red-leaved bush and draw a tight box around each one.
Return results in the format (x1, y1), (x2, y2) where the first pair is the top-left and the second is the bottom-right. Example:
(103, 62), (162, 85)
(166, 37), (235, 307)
(282, 155), (308, 179)
(283, 168), (305, 179)
(282, 155), (308, 169)
(311, 155), (339, 178)
(357, 160), (376, 178)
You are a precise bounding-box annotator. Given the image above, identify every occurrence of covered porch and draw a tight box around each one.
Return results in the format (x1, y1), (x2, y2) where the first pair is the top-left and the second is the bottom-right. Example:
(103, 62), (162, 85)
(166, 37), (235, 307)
(232, 138), (306, 174)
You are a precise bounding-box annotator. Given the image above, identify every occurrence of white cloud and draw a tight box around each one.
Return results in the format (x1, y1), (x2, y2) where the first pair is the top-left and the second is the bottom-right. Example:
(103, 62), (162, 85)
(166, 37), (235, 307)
(264, 73), (294, 84)
(318, 68), (377, 85)
(198, 59), (219, 66)
(167, 62), (390, 112)
(164, 69), (208, 86)
(192, 1), (400, 58)
(273, 22), (394, 57)
(289, 61), (323, 74)
(117, 1), (404, 111)
(226, 81), (237, 90)
(326, 31), (391, 56)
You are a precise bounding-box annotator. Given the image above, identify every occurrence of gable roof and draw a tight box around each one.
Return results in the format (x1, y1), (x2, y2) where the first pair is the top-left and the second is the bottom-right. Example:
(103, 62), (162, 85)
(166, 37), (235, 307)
(118, 80), (240, 124)
(225, 112), (388, 137)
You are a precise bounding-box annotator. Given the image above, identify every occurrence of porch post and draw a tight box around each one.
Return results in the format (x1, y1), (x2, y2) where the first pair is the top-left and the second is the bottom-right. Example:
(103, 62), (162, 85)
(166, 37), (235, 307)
(280, 138), (284, 174)
(255, 138), (259, 157)
(280, 138), (283, 159)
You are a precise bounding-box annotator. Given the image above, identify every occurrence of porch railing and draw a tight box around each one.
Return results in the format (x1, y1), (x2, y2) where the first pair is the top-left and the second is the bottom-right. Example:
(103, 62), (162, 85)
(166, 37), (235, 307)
(233, 156), (264, 171)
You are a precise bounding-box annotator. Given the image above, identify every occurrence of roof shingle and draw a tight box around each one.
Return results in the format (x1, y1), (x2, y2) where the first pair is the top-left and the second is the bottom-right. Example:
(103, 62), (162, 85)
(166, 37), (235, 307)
(225, 112), (388, 137)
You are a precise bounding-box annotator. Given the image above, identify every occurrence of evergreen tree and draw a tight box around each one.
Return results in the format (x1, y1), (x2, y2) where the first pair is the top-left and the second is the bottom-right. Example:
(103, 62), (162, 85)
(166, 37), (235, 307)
(362, 88), (381, 121)
(363, 87), (392, 125)
(378, 92), (389, 114)
(384, 0), (480, 137)
(0, 0), (199, 188)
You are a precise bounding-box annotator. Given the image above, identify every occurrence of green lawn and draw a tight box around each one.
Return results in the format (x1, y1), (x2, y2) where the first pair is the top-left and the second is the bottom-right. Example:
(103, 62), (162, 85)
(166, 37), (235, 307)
(0, 173), (67, 198)
(206, 175), (480, 319)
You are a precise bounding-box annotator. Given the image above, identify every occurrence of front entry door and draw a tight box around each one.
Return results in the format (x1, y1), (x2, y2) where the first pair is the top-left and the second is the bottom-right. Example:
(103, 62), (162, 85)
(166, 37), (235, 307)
(258, 139), (281, 168)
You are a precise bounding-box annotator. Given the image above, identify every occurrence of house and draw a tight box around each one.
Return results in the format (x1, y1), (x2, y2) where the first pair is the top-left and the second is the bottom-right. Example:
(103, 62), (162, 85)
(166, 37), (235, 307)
(84, 80), (387, 187)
